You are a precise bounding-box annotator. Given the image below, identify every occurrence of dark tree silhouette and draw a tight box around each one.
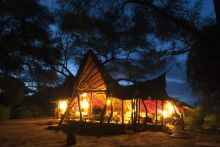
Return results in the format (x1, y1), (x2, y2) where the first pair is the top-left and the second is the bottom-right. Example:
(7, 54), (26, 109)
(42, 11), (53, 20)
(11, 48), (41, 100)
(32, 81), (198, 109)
(56, 0), (220, 110)
(186, 1), (220, 111)
(0, 0), (61, 89)
(55, 0), (200, 83)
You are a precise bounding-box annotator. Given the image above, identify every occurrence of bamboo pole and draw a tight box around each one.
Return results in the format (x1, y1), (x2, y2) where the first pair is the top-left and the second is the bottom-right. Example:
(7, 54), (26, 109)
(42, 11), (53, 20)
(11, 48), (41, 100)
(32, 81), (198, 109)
(89, 92), (93, 120)
(108, 98), (113, 123)
(135, 99), (138, 124)
(156, 99), (158, 125)
(131, 99), (134, 125)
(161, 100), (164, 126)
(122, 100), (124, 124)
(58, 92), (76, 128)
(138, 99), (140, 124)
(141, 99), (148, 125)
(77, 93), (82, 121)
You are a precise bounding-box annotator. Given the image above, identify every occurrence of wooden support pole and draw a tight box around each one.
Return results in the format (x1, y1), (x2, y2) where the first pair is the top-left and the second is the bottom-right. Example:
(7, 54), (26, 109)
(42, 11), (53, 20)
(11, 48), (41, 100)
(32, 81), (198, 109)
(131, 99), (134, 125)
(161, 100), (164, 126)
(77, 93), (82, 121)
(108, 98), (113, 124)
(141, 99), (148, 126)
(122, 100), (124, 124)
(89, 92), (92, 120)
(156, 99), (158, 125)
(135, 99), (138, 124)
(138, 99), (140, 124)
(58, 92), (76, 128)
(134, 99), (136, 124)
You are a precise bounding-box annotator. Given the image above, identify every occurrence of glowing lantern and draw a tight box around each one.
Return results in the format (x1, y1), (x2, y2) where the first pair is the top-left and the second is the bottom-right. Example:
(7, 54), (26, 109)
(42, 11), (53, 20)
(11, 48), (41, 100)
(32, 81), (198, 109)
(162, 110), (168, 118)
(81, 99), (89, 109)
(59, 100), (67, 114)
(82, 93), (87, 97)
(166, 102), (174, 114)
(106, 98), (111, 105)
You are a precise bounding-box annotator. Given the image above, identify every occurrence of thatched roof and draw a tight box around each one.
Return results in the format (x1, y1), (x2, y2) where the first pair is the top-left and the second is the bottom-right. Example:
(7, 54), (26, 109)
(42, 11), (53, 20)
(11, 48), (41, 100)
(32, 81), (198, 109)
(110, 74), (168, 100)
(73, 50), (168, 100)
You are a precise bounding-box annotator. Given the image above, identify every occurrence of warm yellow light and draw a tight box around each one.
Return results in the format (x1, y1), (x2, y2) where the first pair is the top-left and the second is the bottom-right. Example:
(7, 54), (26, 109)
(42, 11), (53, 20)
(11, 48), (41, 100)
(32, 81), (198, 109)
(166, 102), (174, 114)
(106, 99), (111, 105)
(59, 100), (67, 114)
(162, 110), (168, 118)
(81, 99), (89, 109)
(82, 93), (87, 97)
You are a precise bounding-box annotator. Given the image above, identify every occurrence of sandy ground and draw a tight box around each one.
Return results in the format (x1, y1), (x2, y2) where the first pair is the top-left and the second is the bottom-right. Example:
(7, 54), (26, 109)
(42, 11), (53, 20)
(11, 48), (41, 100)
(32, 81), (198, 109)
(0, 118), (220, 147)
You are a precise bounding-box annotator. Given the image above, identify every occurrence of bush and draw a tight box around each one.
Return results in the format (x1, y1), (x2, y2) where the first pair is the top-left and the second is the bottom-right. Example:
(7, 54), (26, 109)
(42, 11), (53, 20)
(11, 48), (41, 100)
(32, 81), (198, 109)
(12, 104), (45, 119)
(29, 105), (44, 117)
(185, 106), (205, 130)
(14, 106), (33, 118)
(0, 105), (10, 123)
(203, 114), (219, 129)
(185, 105), (220, 130)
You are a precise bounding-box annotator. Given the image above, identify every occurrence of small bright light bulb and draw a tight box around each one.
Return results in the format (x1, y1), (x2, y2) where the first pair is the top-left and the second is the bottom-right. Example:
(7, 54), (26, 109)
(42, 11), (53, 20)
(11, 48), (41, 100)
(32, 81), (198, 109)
(81, 99), (89, 109)
(107, 99), (111, 105)
(82, 93), (87, 97)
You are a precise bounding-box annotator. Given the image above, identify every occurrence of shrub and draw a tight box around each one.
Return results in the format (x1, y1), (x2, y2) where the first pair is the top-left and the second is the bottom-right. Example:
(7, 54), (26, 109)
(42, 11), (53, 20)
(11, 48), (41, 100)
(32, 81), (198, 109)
(185, 106), (205, 130)
(0, 105), (10, 123)
(29, 105), (44, 117)
(12, 104), (45, 119)
(14, 106), (33, 118)
(185, 105), (220, 130)
(203, 114), (219, 129)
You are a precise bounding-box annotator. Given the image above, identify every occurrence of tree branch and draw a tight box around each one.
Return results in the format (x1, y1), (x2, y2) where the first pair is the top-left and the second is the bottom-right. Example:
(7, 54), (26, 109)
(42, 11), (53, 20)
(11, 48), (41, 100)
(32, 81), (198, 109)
(122, 0), (202, 38)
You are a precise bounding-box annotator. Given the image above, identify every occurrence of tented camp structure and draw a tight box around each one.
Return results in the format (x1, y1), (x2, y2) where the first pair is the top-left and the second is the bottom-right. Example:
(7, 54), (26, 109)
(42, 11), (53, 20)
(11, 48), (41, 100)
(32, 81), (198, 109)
(56, 51), (190, 126)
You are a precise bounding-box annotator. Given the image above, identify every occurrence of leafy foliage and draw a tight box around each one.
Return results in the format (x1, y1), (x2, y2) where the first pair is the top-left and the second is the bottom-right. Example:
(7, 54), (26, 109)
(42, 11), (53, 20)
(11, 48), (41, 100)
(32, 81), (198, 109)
(0, 0), (61, 86)
(56, 0), (197, 82)
(0, 76), (26, 107)
(187, 24), (220, 106)
(203, 114), (220, 129)
(185, 106), (205, 130)
(12, 104), (44, 118)
(185, 105), (220, 130)
(0, 105), (10, 123)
